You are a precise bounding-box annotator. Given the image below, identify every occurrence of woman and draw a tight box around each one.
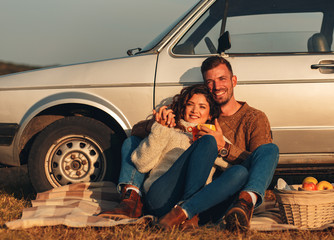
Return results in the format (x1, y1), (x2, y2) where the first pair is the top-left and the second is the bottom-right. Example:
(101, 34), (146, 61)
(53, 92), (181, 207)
(131, 84), (249, 229)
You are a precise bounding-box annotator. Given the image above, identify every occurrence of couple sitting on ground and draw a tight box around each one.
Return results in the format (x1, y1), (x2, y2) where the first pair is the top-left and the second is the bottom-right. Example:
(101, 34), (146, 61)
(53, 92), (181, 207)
(99, 56), (279, 231)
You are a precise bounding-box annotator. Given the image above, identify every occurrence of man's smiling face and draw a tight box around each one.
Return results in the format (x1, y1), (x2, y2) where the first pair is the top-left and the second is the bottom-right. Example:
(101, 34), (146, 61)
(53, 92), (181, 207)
(204, 63), (237, 106)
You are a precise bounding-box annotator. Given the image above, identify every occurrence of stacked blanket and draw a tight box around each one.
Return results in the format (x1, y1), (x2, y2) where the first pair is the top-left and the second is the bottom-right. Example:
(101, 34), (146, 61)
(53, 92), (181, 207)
(6, 182), (153, 229)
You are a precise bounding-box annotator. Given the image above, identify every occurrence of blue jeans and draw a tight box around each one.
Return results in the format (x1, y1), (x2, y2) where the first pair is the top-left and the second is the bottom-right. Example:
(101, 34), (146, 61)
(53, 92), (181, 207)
(118, 135), (279, 217)
(240, 143), (279, 207)
(145, 135), (220, 218)
(147, 160), (248, 219)
(200, 143), (279, 223)
(117, 136), (146, 193)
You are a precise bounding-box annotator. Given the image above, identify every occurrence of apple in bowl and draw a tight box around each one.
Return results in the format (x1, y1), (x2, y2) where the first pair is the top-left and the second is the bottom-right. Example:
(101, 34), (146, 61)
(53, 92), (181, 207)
(302, 176), (318, 185)
(302, 182), (318, 191)
(317, 181), (333, 190)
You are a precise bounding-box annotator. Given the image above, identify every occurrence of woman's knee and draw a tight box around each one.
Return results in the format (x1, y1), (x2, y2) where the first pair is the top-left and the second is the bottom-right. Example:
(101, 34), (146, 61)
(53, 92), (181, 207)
(121, 136), (142, 152)
(196, 135), (217, 149)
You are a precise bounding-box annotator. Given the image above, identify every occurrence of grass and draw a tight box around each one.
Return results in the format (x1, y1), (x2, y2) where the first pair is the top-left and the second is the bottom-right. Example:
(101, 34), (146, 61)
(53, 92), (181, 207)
(1, 179), (334, 239)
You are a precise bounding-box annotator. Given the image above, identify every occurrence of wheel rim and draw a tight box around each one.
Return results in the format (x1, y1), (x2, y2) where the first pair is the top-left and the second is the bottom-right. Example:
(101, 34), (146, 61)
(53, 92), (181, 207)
(44, 135), (106, 187)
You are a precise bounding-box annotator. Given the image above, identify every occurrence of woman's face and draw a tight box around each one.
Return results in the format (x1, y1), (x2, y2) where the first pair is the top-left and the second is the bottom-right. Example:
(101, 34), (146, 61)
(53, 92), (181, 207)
(184, 94), (211, 124)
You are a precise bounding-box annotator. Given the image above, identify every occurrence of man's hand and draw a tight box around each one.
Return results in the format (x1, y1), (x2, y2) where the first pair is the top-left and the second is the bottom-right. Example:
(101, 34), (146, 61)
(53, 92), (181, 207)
(197, 119), (225, 149)
(152, 106), (176, 127)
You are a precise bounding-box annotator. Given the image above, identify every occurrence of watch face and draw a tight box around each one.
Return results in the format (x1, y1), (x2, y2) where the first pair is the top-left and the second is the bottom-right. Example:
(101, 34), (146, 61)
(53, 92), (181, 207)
(219, 148), (228, 157)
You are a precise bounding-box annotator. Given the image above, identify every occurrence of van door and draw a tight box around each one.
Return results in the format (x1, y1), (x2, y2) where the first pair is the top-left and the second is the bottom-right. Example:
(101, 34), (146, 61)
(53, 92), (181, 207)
(154, 0), (334, 164)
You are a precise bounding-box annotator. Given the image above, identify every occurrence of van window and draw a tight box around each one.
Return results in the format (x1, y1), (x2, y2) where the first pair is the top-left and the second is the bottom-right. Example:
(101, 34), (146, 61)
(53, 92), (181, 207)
(225, 12), (323, 54)
(173, 0), (332, 55)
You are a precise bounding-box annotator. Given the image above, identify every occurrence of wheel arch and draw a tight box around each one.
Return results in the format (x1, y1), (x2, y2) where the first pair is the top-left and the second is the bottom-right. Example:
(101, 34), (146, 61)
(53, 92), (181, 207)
(14, 92), (130, 166)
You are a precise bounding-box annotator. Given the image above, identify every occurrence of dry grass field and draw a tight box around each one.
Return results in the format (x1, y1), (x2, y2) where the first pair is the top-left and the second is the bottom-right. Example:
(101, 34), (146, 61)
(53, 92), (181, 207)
(1, 176), (334, 240)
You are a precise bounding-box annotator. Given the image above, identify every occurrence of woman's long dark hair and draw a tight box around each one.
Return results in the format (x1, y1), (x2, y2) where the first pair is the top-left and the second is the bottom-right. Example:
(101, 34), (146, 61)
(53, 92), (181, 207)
(169, 84), (219, 128)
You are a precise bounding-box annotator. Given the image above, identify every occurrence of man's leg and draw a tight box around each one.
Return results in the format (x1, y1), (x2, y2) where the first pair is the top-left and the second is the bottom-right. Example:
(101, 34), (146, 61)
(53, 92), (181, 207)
(225, 143), (279, 231)
(181, 165), (248, 219)
(99, 136), (146, 219)
(241, 143), (279, 206)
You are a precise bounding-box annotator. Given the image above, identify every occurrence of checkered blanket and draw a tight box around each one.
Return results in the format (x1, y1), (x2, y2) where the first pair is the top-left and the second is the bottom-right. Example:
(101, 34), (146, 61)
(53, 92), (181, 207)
(5, 181), (334, 230)
(6, 182), (153, 229)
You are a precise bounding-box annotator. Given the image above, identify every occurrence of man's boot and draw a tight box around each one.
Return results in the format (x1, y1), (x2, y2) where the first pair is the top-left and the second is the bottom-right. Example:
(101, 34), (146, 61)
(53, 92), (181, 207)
(225, 191), (254, 231)
(98, 184), (143, 220)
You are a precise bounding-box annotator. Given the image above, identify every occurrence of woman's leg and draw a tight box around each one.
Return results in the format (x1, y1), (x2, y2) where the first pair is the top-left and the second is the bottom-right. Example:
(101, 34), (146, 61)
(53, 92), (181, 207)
(181, 165), (248, 219)
(99, 136), (145, 219)
(117, 136), (146, 192)
(145, 135), (218, 217)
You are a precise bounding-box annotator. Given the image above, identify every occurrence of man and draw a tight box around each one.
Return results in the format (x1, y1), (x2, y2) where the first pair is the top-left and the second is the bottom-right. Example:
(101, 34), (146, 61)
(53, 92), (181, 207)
(100, 56), (279, 231)
(196, 56), (278, 230)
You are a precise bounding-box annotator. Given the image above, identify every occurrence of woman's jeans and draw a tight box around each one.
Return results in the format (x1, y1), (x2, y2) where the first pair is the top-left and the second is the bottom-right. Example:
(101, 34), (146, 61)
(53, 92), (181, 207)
(118, 135), (146, 192)
(146, 158), (248, 218)
(145, 135), (246, 218)
(118, 135), (279, 218)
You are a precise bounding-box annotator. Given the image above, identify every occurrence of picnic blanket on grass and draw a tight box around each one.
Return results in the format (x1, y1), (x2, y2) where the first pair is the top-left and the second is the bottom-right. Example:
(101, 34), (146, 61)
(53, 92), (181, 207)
(5, 181), (334, 230)
(5, 182), (153, 229)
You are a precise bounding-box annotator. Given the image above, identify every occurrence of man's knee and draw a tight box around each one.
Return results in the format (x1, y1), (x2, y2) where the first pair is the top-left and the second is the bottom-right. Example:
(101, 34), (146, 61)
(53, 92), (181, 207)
(255, 143), (279, 158)
(224, 165), (249, 183)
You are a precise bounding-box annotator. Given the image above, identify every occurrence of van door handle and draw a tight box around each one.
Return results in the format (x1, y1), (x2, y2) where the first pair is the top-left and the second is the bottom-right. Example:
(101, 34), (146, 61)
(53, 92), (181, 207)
(311, 60), (334, 73)
(311, 64), (334, 69)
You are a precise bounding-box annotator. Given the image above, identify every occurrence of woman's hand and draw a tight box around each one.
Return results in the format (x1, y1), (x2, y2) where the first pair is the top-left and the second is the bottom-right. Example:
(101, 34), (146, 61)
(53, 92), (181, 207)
(153, 106), (176, 127)
(197, 119), (225, 149)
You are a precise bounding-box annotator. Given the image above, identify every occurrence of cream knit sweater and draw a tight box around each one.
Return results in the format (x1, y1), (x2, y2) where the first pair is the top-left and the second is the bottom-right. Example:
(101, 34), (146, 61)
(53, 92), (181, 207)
(131, 120), (230, 193)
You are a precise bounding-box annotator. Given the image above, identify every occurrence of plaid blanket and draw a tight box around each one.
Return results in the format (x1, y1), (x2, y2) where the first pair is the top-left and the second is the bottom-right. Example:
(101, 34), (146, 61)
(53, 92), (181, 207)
(5, 182), (334, 230)
(6, 182), (153, 229)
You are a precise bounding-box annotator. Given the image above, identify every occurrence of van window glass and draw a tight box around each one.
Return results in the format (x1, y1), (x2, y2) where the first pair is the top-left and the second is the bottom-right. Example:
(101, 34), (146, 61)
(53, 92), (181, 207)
(173, 0), (332, 55)
(225, 12), (323, 54)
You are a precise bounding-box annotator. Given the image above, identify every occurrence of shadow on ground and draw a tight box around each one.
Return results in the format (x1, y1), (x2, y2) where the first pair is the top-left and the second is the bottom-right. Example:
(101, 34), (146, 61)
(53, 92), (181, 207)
(0, 165), (35, 199)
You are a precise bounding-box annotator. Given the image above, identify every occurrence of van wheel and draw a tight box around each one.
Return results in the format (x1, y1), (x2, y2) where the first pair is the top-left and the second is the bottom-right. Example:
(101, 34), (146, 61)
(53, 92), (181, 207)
(28, 116), (122, 192)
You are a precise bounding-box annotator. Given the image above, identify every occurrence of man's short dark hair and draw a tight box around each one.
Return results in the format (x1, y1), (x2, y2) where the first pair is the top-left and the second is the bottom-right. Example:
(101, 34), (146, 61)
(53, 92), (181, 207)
(201, 56), (233, 78)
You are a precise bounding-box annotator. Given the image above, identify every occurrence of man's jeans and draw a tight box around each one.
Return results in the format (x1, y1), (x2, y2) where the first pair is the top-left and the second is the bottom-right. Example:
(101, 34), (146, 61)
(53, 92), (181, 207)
(241, 143), (279, 207)
(118, 135), (279, 216)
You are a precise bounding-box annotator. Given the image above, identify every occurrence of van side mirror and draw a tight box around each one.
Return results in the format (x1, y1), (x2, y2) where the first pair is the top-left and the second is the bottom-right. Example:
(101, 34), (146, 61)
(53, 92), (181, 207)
(217, 31), (231, 54)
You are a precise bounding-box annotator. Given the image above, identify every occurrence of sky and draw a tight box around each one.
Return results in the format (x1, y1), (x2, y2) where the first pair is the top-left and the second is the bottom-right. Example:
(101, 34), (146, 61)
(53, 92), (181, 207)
(0, 0), (198, 66)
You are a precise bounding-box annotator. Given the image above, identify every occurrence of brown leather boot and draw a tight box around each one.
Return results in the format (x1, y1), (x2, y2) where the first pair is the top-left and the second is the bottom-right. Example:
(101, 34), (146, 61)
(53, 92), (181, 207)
(225, 191), (254, 231)
(180, 214), (199, 231)
(98, 184), (143, 220)
(158, 205), (188, 230)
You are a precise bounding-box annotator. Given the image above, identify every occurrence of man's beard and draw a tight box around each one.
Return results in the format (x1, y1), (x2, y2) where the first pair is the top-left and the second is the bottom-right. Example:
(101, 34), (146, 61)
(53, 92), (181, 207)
(214, 89), (233, 106)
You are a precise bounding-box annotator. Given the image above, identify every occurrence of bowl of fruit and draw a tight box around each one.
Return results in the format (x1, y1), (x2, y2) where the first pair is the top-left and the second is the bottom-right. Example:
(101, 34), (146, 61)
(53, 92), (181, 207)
(274, 177), (334, 229)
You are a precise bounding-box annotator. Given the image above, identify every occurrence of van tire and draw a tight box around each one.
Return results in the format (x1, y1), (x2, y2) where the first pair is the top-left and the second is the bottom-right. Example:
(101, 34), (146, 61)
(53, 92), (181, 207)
(28, 116), (122, 192)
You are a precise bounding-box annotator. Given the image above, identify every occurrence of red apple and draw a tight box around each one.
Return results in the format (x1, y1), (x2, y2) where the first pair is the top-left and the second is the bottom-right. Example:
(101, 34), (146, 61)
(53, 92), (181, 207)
(302, 182), (318, 191)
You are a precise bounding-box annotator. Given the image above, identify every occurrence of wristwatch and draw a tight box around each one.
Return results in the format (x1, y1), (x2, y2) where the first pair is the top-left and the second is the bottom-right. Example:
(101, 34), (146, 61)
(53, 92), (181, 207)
(218, 142), (230, 158)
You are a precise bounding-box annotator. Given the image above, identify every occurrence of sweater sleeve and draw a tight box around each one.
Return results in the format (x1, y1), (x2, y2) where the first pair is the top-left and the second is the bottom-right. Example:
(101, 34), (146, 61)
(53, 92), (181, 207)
(227, 111), (272, 164)
(227, 144), (251, 164)
(131, 122), (172, 173)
